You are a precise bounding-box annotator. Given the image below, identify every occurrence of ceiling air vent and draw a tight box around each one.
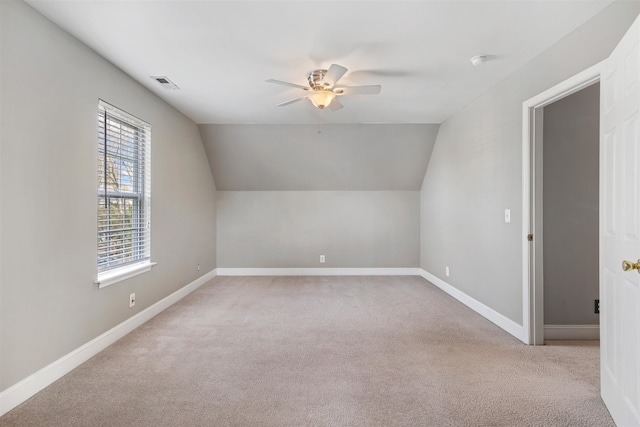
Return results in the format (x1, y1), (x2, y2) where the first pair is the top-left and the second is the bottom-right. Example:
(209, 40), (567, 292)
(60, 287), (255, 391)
(150, 76), (179, 90)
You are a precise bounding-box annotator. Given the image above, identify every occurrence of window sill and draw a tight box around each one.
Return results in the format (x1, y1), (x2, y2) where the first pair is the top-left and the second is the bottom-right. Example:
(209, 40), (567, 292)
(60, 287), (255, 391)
(95, 261), (157, 289)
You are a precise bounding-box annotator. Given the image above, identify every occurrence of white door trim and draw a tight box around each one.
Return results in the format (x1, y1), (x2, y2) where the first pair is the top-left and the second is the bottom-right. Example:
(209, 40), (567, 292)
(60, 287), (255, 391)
(521, 61), (605, 345)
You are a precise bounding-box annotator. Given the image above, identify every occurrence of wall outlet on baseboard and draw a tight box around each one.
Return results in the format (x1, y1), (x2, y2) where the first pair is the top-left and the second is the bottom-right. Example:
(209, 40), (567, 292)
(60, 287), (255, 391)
(445, 266), (450, 277)
(595, 299), (599, 314)
(129, 293), (136, 308)
(320, 255), (325, 263)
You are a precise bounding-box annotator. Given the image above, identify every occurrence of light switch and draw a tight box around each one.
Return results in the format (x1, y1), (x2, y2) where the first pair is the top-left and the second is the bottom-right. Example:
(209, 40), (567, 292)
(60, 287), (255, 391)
(504, 209), (511, 223)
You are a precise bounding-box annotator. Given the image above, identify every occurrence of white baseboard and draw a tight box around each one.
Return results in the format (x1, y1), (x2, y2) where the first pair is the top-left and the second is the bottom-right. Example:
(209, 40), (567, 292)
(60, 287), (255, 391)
(419, 269), (525, 342)
(0, 269), (218, 417)
(544, 324), (600, 340)
(216, 268), (421, 276)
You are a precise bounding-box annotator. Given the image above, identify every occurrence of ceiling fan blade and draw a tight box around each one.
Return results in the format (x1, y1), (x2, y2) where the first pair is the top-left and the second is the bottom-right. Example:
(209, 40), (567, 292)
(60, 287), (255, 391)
(322, 64), (348, 88)
(337, 85), (381, 95)
(266, 79), (309, 90)
(277, 97), (306, 107)
(349, 69), (417, 78)
(328, 98), (344, 111)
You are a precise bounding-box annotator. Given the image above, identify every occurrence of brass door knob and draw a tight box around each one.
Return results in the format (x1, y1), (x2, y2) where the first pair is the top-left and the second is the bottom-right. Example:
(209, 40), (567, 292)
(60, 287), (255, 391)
(622, 259), (640, 273)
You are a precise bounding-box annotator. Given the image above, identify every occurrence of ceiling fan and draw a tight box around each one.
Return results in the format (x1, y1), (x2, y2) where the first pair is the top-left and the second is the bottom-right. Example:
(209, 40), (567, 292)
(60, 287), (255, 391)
(266, 64), (381, 111)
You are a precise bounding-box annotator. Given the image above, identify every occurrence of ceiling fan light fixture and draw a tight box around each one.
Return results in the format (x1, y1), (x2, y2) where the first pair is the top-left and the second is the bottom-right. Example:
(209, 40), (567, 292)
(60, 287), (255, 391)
(308, 90), (336, 110)
(266, 64), (381, 111)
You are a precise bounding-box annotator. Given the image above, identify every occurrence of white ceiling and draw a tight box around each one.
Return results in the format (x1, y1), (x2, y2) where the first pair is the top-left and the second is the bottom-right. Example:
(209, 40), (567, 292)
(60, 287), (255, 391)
(26, 0), (614, 124)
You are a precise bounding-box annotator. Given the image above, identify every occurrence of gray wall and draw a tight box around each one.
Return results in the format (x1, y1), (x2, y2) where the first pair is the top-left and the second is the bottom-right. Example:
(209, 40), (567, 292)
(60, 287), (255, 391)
(217, 191), (419, 268)
(420, 1), (639, 324)
(0, 0), (217, 391)
(199, 124), (439, 191)
(543, 84), (600, 325)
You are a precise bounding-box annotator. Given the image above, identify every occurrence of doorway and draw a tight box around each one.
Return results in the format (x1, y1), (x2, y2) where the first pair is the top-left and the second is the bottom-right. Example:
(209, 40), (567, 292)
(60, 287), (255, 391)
(521, 61), (604, 345)
(522, 16), (640, 423)
(540, 83), (600, 340)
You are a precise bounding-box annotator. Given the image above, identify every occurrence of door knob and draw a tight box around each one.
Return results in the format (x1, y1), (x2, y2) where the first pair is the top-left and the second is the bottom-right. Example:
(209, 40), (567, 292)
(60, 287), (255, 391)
(622, 259), (640, 273)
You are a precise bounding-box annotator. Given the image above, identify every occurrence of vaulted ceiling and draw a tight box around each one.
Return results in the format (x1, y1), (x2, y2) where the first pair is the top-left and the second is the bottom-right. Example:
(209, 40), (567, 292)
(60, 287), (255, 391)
(23, 0), (617, 190)
(25, 0), (614, 125)
(200, 124), (439, 190)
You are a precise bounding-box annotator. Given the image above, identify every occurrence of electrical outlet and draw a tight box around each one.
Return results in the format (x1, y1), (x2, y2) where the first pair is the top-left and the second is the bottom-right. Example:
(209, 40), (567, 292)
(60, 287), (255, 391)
(595, 299), (599, 314)
(129, 293), (136, 308)
(320, 255), (325, 263)
(446, 266), (450, 277)
(197, 264), (200, 271)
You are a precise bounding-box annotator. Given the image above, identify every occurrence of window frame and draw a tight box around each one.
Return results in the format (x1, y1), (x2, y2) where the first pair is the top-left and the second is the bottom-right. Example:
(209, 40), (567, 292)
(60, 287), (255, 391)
(95, 100), (154, 288)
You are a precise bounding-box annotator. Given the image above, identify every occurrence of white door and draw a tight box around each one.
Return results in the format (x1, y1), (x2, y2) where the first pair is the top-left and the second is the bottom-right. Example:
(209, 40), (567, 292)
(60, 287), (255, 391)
(600, 15), (640, 426)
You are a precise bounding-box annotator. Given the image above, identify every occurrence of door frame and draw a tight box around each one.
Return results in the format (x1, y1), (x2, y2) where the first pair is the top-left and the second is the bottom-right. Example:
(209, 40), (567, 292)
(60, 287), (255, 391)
(521, 61), (605, 345)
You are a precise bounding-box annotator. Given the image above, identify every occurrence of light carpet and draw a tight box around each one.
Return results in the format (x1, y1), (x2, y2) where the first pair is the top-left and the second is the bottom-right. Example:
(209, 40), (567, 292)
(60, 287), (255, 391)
(0, 276), (612, 426)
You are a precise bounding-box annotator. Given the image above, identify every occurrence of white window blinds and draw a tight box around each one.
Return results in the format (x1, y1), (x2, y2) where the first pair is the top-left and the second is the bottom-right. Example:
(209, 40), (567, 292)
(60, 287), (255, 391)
(97, 100), (151, 274)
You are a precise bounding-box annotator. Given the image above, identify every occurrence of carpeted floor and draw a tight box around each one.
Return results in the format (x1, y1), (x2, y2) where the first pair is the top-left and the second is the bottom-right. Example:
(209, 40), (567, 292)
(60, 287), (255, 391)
(0, 276), (612, 426)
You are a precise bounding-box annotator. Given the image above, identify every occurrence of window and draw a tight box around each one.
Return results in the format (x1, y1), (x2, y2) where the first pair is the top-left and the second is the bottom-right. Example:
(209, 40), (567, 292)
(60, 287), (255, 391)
(96, 100), (151, 286)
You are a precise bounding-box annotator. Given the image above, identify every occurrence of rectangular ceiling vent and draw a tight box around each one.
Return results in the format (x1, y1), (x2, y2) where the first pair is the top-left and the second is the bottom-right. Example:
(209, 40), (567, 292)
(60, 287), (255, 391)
(150, 76), (179, 90)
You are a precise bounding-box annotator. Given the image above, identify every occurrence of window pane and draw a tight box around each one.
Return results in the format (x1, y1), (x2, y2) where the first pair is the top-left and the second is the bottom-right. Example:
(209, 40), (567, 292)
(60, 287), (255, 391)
(98, 196), (143, 268)
(97, 101), (150, 274)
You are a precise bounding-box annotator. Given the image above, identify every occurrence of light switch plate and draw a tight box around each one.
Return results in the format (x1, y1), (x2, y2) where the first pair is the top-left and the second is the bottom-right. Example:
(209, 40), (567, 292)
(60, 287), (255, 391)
(504, 209), (511, 223)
